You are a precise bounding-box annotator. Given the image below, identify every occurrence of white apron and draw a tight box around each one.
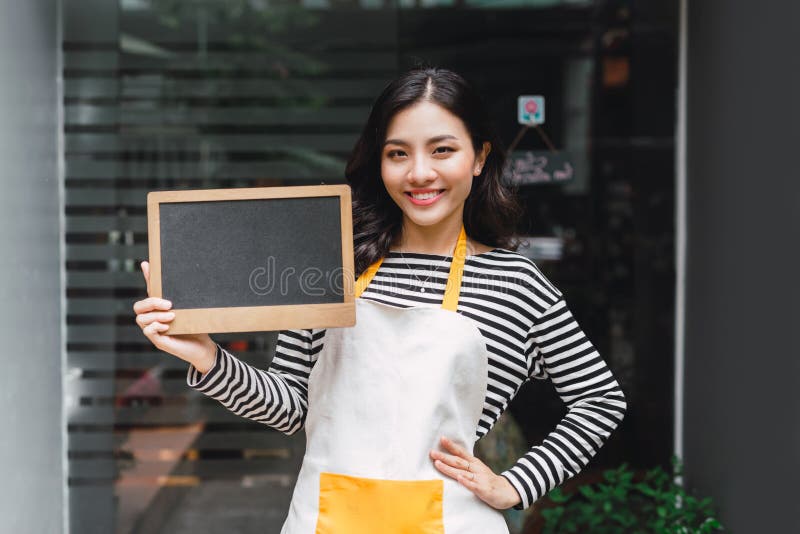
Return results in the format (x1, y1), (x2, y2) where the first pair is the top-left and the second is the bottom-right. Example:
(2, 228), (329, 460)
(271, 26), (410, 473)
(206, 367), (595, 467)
(281, 226), (509, 533)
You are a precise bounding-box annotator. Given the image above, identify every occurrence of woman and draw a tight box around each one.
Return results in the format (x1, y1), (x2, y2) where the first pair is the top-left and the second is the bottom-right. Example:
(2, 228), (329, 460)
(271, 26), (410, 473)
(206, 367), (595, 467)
(134, 67), (626, 533)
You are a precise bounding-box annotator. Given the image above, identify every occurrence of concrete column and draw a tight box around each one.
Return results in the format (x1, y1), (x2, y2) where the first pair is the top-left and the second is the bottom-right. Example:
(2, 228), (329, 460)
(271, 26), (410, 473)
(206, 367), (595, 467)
(0, 0), (65, 532)
(683, 1), (799, 531)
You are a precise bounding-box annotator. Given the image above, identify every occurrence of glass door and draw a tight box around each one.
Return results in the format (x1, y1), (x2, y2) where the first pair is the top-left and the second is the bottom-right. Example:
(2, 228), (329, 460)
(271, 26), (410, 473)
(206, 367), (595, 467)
(63, 1), (677, 532)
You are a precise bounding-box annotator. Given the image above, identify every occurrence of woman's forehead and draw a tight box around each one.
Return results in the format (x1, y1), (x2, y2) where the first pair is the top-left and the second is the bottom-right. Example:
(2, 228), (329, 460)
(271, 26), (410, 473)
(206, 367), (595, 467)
(385, 101), (469, 140)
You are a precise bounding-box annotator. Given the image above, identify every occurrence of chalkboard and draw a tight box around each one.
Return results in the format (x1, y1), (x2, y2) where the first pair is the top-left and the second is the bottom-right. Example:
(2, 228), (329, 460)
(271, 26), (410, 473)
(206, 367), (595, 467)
(146, 185), (354, 334)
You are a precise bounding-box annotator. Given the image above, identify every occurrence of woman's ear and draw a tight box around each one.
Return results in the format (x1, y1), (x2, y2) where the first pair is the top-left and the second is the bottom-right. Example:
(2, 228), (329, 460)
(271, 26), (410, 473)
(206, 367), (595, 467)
(474, 142), (491, 175)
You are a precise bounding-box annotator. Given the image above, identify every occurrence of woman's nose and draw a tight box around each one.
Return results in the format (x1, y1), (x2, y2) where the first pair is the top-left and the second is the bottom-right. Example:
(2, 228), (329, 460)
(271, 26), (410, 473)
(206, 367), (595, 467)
(408, 156), (436, 183)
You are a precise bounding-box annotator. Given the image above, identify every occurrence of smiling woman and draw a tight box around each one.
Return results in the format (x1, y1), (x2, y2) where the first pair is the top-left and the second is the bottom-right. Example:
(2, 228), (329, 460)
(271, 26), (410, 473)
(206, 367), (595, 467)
(134, 67), (627, 533)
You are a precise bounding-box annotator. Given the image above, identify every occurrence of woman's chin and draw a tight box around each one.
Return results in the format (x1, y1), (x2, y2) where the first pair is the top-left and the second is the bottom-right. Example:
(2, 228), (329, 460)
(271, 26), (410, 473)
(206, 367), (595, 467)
(401, 209), (460, 230)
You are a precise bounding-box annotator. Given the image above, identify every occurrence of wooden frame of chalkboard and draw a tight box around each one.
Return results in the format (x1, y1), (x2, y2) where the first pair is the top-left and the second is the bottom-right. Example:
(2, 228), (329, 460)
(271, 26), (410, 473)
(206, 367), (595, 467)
(146, 185), (355, 335)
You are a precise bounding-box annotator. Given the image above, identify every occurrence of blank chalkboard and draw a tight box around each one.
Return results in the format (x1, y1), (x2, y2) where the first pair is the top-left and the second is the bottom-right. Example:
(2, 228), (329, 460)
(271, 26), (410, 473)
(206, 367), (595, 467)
(146, 185), (354, 334)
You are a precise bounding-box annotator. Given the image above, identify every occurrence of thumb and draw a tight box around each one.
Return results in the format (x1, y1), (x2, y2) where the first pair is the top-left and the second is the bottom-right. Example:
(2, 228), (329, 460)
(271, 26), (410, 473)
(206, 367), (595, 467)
(141, 261), (151, 296)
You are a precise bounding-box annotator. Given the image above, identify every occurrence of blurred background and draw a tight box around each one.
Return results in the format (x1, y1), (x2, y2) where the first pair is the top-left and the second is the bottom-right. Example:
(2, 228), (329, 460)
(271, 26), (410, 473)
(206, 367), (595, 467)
(0, 0), (797, 533)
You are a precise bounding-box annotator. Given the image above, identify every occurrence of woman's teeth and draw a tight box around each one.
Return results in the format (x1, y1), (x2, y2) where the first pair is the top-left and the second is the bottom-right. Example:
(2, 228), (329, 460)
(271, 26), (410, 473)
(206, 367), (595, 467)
(409, 190), (442, 200)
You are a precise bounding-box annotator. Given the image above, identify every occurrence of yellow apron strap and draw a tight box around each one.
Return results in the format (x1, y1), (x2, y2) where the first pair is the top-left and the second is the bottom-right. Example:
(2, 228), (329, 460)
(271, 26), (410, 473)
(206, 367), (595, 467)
(355, 257), (384, 299)
(354, 225), (468, 312)
(440, 225), (467, 312)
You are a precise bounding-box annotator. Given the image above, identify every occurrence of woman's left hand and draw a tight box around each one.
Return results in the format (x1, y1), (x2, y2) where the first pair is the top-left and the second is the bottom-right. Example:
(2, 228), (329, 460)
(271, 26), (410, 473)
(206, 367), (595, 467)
(430, 436), (521, 510)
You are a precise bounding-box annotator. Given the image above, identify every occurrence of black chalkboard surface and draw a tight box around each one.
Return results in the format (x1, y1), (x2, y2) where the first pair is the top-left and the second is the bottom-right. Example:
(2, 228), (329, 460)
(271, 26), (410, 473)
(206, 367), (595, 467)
(146, 185), (354, 334)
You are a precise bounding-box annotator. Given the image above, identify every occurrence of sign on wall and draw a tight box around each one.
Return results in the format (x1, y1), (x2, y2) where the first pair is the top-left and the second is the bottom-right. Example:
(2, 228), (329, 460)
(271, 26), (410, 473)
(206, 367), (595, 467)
(517, 95), (546, 125)
(504, 150), (574, 186)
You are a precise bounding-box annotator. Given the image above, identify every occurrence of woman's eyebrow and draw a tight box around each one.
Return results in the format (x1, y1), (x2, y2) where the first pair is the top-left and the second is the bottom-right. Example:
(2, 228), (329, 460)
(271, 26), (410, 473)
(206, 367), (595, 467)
(383, 134), (459, 147)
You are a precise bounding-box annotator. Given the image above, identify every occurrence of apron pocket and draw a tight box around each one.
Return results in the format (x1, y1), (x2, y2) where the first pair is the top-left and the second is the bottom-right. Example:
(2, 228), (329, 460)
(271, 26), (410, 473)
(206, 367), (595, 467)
(315, 472), (444, 534)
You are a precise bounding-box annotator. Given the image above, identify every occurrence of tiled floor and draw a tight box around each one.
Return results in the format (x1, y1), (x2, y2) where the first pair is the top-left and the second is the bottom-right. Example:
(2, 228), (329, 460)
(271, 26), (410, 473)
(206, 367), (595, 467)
(157, 478), (296, 533)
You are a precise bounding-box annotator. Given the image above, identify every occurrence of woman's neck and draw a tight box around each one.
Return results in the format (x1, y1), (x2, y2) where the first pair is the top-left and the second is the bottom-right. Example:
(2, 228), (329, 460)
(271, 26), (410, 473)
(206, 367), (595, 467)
(393, 216), (464, 256)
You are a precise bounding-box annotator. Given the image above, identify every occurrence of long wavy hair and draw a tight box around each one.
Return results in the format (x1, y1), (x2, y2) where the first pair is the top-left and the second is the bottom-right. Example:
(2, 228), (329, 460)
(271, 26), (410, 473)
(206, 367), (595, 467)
(345, 67), (521, 276)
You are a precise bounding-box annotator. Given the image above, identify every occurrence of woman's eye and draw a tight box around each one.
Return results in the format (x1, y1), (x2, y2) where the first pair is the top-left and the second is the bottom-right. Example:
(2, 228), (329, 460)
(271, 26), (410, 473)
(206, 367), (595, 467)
(433, 146), (454, 154)
(387, 150), (406, 158)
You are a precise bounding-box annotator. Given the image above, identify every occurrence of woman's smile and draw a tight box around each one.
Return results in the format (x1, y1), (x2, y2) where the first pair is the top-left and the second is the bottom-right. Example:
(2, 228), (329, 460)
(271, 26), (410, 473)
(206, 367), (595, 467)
(405, 188), (446, 205)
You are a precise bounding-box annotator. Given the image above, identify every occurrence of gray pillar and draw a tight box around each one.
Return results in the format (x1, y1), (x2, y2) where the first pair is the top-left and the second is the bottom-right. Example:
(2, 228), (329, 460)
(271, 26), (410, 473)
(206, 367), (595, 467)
(0, 0), (64, 532)
(0, 0), (66, 533)
(684, 1), (799, 532)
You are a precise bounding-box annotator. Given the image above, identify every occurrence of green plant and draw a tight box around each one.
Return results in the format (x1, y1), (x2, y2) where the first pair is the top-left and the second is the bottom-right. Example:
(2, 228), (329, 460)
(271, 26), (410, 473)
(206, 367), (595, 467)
(540, 458), (723, 533)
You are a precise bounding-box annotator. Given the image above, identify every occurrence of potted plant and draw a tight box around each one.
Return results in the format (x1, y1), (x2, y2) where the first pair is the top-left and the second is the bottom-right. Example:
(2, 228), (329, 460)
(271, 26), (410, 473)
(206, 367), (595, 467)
(526, 458), (723, 533)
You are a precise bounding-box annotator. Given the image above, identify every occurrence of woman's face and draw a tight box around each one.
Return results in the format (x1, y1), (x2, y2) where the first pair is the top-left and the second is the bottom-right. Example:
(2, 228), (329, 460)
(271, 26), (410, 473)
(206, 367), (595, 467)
(380, 101), (489, 233)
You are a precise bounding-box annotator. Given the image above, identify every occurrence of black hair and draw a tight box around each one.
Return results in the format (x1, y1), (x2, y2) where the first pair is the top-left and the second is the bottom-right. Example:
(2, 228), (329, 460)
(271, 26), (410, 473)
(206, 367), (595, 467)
(345, 67), (521, 276)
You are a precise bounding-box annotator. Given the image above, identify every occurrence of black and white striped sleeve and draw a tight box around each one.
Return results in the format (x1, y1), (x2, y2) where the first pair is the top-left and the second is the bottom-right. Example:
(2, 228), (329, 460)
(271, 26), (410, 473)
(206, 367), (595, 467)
(500, 299), (627, 509)
(186, 329), (323, 435)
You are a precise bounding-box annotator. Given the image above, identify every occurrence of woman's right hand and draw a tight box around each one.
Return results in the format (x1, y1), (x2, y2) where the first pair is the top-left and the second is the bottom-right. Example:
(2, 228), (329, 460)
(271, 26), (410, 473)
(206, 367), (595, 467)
(134, 260), (218, 374)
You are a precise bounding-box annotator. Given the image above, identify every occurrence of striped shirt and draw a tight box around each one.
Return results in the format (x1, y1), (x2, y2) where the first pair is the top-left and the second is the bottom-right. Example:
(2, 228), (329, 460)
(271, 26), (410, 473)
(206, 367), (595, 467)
(187, 248), (627, 509)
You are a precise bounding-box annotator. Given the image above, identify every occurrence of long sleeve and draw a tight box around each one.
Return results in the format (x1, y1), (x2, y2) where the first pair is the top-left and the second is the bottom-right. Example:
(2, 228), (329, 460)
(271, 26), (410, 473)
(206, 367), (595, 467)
(500, 298), (627, 509)
(186, 329), (324, 435)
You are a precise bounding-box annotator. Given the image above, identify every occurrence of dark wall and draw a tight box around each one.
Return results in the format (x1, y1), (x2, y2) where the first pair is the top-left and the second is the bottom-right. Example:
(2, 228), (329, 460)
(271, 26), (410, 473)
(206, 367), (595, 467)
(684, 1), (799, 531)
